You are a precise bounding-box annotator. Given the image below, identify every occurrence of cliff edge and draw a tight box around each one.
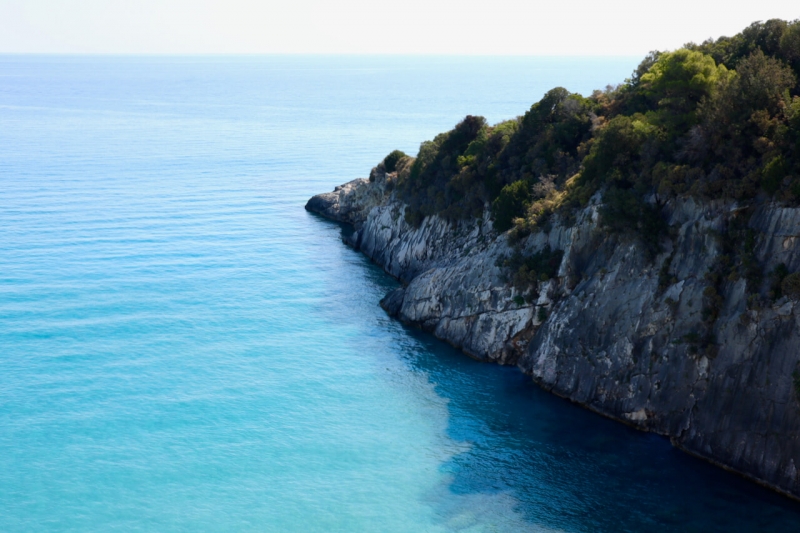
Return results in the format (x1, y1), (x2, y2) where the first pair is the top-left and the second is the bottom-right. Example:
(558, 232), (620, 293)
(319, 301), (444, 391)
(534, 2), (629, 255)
(306, 168), (800, 500)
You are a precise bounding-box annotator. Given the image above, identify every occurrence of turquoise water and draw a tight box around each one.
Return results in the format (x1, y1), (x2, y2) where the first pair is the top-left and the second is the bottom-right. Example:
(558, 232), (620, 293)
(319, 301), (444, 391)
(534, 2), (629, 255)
(2, 55), (800, 532)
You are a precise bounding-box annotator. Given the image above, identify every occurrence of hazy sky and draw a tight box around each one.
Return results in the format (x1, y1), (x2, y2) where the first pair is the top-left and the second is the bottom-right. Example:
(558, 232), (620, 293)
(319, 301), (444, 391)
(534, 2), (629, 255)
(0, 0), (797, 55)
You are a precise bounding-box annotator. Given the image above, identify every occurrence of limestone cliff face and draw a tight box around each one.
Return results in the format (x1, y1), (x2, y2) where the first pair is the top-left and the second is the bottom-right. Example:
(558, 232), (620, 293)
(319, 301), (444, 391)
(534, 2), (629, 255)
(306, 168), (800, 499)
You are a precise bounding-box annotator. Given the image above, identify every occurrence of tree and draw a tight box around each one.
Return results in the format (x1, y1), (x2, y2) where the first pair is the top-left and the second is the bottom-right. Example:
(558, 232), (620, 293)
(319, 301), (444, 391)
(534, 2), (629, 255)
(639, 49), (730, 132)
(492, 181), (531, 232)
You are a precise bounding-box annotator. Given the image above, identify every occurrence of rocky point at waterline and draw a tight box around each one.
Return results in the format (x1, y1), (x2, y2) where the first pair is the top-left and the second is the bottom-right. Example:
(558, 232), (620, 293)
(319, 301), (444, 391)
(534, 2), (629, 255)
(306, 163), (800, 500)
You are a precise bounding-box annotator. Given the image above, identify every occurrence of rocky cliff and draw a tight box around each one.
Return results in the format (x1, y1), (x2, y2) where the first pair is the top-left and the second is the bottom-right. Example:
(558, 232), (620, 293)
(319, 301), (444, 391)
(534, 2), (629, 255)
(306, 166), (800, 500)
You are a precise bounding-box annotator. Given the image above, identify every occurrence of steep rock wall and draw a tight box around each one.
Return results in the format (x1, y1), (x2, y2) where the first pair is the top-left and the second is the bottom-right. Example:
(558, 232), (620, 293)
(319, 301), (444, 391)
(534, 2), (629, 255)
(306, 169), (800, 499)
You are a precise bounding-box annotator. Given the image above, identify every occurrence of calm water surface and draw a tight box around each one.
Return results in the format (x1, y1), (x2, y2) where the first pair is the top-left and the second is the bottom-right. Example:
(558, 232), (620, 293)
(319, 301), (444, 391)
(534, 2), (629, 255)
(2, 55), (800, 532)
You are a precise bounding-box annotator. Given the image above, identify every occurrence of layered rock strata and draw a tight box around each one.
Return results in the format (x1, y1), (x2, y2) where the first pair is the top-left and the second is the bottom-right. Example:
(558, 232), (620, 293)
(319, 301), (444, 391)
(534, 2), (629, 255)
(306, 167), (800, 499)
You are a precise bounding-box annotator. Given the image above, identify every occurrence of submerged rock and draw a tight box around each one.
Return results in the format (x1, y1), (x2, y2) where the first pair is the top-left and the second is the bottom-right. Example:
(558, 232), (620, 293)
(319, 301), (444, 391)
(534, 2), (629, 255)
(307, 170), (800, 500)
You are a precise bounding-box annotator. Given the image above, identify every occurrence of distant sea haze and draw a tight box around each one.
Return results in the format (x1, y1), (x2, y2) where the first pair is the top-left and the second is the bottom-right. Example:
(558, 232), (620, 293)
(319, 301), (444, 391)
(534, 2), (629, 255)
(2, 55), (800, 532)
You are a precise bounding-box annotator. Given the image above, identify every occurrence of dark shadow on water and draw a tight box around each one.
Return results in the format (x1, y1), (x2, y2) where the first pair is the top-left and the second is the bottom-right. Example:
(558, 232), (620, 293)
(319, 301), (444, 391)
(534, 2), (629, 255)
(316, 214), (800, 532)
(400, 329), (800, 532)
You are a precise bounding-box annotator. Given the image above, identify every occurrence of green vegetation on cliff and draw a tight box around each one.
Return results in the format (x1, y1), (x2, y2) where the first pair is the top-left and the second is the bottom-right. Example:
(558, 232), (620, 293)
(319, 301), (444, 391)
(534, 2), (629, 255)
(385, 19), (800, 245)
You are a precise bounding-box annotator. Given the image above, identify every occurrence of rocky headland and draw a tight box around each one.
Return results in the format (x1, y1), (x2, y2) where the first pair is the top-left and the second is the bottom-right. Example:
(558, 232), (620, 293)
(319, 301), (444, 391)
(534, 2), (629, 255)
(306, 164), (800, 500)
(306, 17), (800, 499)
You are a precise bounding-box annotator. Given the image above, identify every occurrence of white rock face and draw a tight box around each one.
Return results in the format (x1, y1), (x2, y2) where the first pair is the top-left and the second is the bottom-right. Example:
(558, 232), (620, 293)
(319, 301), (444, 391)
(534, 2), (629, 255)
(306, 171), (800, 499)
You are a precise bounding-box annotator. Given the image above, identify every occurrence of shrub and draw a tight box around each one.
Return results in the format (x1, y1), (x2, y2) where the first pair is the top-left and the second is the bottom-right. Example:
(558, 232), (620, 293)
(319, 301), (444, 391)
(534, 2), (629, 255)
(492, 181), (531, 232)
(383, 150), (407, 173)
(781, 272), (800, 298)
(599, 187), (667, 260)
(762, 155), (790, 194)
(497, 245), (564, 291)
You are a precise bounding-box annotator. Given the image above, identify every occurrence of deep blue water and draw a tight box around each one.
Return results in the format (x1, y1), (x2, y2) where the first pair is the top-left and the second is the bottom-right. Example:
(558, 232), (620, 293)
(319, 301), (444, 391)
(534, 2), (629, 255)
(2, 55), (800, 532)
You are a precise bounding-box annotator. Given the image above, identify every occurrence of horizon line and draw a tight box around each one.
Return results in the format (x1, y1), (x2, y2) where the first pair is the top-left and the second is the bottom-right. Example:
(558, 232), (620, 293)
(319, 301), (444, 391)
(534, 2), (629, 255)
(0, 52), (647, 58)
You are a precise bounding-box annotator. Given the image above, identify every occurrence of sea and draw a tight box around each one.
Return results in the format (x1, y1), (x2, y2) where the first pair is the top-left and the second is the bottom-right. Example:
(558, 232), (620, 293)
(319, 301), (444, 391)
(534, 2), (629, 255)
(2, 55), (800, 532)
